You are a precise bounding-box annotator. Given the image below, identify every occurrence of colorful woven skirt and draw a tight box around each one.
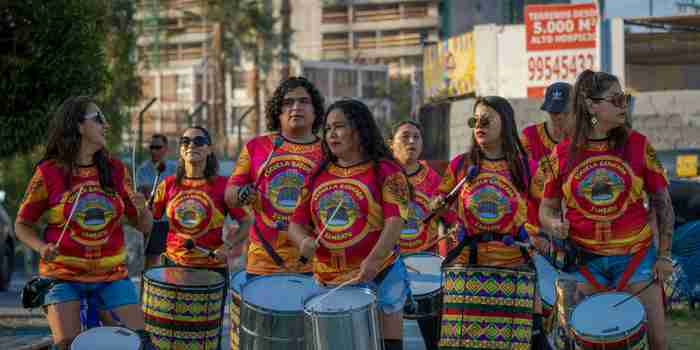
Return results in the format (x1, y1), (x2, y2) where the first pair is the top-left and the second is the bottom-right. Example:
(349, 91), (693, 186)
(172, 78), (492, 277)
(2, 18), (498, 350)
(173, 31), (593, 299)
(439, 265), (535, 350)
(142, 267), (225, 350)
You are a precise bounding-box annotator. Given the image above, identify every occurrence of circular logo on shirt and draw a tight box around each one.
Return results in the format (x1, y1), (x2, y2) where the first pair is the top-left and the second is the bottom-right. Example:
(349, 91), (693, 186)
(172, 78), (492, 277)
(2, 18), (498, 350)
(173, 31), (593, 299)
(169, 190), (213, 237)
(312, 179), (371, 249)
(70, 189), (119, 246)
(462, 174), (519, 233)
(400, 191), (429, 246)
(570, 155), (633, 220)
(268, 170), (305, 214)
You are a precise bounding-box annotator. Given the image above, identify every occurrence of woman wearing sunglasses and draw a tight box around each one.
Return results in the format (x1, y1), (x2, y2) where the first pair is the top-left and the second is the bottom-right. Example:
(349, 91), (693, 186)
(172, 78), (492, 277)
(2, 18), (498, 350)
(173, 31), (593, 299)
(288, 99), (411, 350)
(539, 70), (672, 350)
(14, 96), (154, 349)
(431, 96), (536, 348)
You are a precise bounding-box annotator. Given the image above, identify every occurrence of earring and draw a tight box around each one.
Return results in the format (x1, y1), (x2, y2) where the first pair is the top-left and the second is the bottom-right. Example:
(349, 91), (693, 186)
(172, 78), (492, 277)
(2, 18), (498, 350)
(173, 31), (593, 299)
(590, 115), (598, 126)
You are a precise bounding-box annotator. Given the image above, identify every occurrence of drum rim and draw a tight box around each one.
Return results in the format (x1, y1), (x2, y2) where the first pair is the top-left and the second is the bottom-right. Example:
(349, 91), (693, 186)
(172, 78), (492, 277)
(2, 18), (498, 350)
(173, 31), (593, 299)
(403, 252), (444, 297)
(230, 269), (247, 294)
(143, 266), (225, 287)
(570, 291), (646, 340)
(303, 286), (377, 315)
(71, 326), (141, 348)
(144, 277), (225, 291)
(240, 273), (315, 313)
(442, 264), (536, 275)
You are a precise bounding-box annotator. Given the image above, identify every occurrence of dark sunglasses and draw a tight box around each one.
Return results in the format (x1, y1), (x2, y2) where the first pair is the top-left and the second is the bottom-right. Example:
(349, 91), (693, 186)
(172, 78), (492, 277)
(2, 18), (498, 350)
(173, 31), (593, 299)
(83, 111), (105, 125)
(149, 145), (164, 150)
(589, 93), (630, 108)
(179, 135), (210, 147)
(468, 115), (491, 128)
(281, 97), (311, 108)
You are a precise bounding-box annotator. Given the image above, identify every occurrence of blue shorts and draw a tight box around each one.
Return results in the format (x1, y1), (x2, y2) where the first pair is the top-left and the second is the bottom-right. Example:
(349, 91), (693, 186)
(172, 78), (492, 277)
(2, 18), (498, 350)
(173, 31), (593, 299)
(573, 247), (656, 289)
(43, 278), (139, 310)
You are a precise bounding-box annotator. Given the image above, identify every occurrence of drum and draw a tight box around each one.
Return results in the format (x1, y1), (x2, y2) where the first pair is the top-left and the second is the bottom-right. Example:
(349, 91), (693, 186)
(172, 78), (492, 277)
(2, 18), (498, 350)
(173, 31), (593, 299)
(230, 270), (247, 350)
(570, 292), (648, 350)
(239, 273), (316, 350)
(440, 265), (535, 350)
(71, 327), (141, 350)
(403, 252), (443, 320)
(553, 276), (579, 350)
(142, 267), (225, 350)
(304, 286), (382, 350)
(533, 253), (558, 334)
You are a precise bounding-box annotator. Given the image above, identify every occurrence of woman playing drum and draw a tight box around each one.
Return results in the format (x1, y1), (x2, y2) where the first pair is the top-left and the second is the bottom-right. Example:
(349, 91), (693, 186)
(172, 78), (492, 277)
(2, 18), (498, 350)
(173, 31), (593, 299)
(539, 70), (674, 350)
(14, 96), (154, 349)
(432, 96), (535, 349)
(288, 98), (412, 350)
(389, 120), (443, 349)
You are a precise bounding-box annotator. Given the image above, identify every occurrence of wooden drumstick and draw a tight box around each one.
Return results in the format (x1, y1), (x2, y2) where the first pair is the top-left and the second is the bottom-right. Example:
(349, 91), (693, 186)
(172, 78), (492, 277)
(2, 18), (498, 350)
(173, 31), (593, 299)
(299, 199), (344, 264)
(312, 276), (360, 308)
(405, 264), (421, 274)
(56, 186), (85, 248)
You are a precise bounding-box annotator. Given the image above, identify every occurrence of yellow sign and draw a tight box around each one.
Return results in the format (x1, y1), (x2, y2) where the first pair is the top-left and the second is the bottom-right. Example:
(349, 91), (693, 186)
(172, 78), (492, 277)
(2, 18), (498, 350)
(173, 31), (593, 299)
(423, 32), (476, 100)
(676, 154), (698, 177)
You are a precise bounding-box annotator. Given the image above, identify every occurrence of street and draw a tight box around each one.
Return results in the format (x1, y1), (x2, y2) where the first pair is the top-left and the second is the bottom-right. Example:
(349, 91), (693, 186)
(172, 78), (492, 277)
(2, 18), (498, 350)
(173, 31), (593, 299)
(0, 273), (427, 350)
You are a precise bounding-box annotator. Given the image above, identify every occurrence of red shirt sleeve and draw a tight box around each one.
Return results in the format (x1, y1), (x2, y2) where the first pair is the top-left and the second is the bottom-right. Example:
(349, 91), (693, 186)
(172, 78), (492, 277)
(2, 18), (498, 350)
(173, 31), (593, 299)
(542, 144), (565, 200)
(290, 183), (313, 227)
(151, 177), (170, 221)
(641, 138), (669, 194)
(228, 144), (253, 187)
(379, 161), (411, 220)
(17, 167), (50, 224)
(113, 159), (139, 223)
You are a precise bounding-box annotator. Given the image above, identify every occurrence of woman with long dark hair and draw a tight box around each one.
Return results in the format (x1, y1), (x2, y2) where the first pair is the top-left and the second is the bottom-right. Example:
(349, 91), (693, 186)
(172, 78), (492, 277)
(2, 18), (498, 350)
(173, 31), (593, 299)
(14, 96), (153, 349)
(288, 99), (411, 350)
(539, 70), (673, 350)
(432, 96), (540, 348)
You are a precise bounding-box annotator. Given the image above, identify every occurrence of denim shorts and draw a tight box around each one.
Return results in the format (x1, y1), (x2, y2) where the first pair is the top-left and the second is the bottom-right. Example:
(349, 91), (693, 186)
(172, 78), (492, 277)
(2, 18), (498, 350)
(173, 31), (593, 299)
(43, 278), (139, 310)
(573, 247), (657, 289)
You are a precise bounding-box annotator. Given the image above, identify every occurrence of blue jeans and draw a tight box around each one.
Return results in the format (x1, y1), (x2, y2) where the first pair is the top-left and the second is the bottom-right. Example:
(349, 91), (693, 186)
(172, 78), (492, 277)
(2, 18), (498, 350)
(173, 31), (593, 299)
(43, 278), (138, 310)
(573, 247), (657, 289)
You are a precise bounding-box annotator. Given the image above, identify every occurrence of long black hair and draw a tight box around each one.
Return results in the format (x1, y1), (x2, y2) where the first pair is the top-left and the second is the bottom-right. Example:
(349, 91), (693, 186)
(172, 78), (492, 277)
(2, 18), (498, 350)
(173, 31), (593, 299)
(310, 99), (410, 197)
(459, 96), (529, 193)
(265, 76), (325, 133)
(568, 69), (628, 172)
(41, 96), (115, 193)
(175, 126), (219, 185)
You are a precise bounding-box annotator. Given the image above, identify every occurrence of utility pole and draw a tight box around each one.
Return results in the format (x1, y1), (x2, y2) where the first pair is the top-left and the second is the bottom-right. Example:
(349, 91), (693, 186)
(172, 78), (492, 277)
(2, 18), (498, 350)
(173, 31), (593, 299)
(280, 0), (292, 80)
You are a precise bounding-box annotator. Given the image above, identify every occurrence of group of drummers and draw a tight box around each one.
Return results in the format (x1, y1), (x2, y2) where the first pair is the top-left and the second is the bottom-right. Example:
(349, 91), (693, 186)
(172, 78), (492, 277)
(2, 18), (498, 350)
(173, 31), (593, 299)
(14, 69), (675, 350)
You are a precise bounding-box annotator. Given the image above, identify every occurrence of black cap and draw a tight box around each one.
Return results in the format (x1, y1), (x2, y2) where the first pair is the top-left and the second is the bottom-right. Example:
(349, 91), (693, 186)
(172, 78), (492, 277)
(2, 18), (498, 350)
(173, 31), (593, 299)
(540, 82), (572, 113)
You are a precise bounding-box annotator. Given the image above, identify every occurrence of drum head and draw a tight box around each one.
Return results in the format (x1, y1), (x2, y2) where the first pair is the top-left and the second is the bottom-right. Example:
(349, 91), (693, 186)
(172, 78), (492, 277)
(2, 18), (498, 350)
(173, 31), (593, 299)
(241, 273), (316, 312)
(71, 327), (140, 350)
(305, 287), (376, 313)
(231, 270), (247, 295)
(144, 266), (223, 287)
(403, 253), (443, 296)
(532, 253), (557, 306)
(570, 292), (645, 338)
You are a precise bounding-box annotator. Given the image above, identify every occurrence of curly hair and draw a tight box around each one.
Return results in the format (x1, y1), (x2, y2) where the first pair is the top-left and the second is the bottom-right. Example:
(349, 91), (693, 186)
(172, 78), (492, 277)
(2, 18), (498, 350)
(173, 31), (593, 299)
(41, 95), (115, 193)
(309, 99), (412, 200)
(265, 76), (325, 133)
(175, 126), (219, 185)
(568, 70), (628, 172)
(458, 96), (530, 193)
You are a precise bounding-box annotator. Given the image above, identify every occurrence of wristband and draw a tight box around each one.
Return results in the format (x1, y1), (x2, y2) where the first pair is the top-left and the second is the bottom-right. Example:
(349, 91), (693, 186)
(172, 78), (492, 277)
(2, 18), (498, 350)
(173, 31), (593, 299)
(657, 255), (673, 264)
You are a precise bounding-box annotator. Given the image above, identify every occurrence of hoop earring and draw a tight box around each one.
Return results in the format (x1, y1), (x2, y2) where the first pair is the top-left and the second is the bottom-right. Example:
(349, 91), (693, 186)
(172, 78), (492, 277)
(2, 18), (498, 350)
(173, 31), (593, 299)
(590, 115), (598, 126)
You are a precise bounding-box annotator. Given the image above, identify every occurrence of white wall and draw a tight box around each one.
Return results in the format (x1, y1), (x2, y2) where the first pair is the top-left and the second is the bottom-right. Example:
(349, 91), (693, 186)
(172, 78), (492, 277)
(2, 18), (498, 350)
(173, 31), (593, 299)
(496, 25), (527, 98)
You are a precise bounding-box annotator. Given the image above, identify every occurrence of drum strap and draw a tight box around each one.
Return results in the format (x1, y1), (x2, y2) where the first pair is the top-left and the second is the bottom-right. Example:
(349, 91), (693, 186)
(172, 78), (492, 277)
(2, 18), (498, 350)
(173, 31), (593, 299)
(251, 219), (287, 268)
(441, 231), (532, 267)
(578, 246), (648, 292)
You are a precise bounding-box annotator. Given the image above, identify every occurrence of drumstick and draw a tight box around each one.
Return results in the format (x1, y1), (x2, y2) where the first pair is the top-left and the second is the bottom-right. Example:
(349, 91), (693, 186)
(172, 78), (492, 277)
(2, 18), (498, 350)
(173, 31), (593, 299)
(405, 264), (421, 274)
(422, 176), (468, 224)
(131, 131), (137, 192)
(312, 276), (360, 308)
(299, 199), (344, 264)
(253, 136), (284, 190)
(56, 186), (85, 248)
(423, 224), (460, 248)
(612, 277), (658, 308)
(184, 239), (216, 258)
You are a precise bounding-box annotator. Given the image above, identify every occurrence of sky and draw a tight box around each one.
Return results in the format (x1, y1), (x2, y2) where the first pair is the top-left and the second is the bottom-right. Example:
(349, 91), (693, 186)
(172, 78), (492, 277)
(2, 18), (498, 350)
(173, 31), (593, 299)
(572, 0), (679, 18)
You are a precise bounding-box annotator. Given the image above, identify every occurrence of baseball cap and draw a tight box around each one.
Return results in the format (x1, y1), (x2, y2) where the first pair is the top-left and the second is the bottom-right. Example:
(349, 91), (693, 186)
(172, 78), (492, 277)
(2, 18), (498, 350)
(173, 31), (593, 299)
(540, 82), (572, 113)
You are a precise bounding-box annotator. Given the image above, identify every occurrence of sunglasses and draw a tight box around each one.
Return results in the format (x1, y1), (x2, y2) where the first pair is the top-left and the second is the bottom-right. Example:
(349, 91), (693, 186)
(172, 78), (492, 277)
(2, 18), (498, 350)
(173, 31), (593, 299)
(83, 111), (105, 125)
(281, 97), (311, 108)
(149, 145), (164, 150)
(179, 135), (210, 147)
(468, 115), (491, 128)
(589, 93), (630, 108)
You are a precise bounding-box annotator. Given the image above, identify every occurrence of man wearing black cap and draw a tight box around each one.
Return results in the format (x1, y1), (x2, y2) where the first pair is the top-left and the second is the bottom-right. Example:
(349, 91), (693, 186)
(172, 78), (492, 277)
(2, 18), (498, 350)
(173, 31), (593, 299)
(137, 134), (177, 268)
(520, 82), (573, 350)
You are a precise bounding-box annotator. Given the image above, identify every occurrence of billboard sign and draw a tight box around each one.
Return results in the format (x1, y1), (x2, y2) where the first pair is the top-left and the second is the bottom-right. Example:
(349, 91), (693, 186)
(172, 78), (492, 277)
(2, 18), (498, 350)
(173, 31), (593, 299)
(423, 32), (476, 100)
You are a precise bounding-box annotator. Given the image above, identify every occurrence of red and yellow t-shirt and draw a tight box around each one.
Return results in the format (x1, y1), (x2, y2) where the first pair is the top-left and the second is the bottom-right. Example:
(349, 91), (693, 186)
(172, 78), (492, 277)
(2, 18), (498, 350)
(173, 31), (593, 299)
(400, 161), (442, 254)
(542, 130), (668, 255)
(228, 133), (323, 275)
(17, 159), (139, 282)
(291, 160), (411, 285)
(438, 155), (528, 267)
(153, 176), (247, 268)
(520, 122), (559, 231)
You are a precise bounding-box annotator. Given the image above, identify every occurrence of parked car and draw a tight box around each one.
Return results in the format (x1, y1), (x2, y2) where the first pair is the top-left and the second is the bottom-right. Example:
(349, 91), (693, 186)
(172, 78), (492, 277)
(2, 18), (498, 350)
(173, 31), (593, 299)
(0, 194), (16, 291)
(657, 149), (700, 227)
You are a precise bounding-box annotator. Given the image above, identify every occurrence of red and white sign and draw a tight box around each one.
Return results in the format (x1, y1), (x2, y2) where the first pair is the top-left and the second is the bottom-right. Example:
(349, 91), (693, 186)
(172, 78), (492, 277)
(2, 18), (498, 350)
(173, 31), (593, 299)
(525, 3), (599, 97)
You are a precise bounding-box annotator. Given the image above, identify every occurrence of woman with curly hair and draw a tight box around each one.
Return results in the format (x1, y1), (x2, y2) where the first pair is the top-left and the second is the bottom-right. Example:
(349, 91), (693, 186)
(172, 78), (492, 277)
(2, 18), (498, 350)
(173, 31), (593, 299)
(540, 70), (673, 350)
(14, 96), (153, 349)
(225, 76), (326, 278)
(288, 98), (412, 350)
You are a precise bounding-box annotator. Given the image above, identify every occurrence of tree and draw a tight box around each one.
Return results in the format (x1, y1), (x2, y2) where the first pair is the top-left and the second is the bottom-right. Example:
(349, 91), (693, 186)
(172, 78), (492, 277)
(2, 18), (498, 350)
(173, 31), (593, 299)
(372, 76), (415, 136)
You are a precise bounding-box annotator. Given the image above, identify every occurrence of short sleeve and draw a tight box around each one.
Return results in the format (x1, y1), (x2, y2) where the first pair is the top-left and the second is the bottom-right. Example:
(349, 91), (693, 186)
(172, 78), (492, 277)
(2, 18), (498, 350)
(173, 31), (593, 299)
(380, 162), (411, 220)
(290, 185), (313, 227)
(115, 160), (140, 222)
(642, 140), (669, 194)
(437, 155), (463, 196)
(152, 179), (168, 220)
(17, 168), (50, 224)
(228, 145), (253, 187)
